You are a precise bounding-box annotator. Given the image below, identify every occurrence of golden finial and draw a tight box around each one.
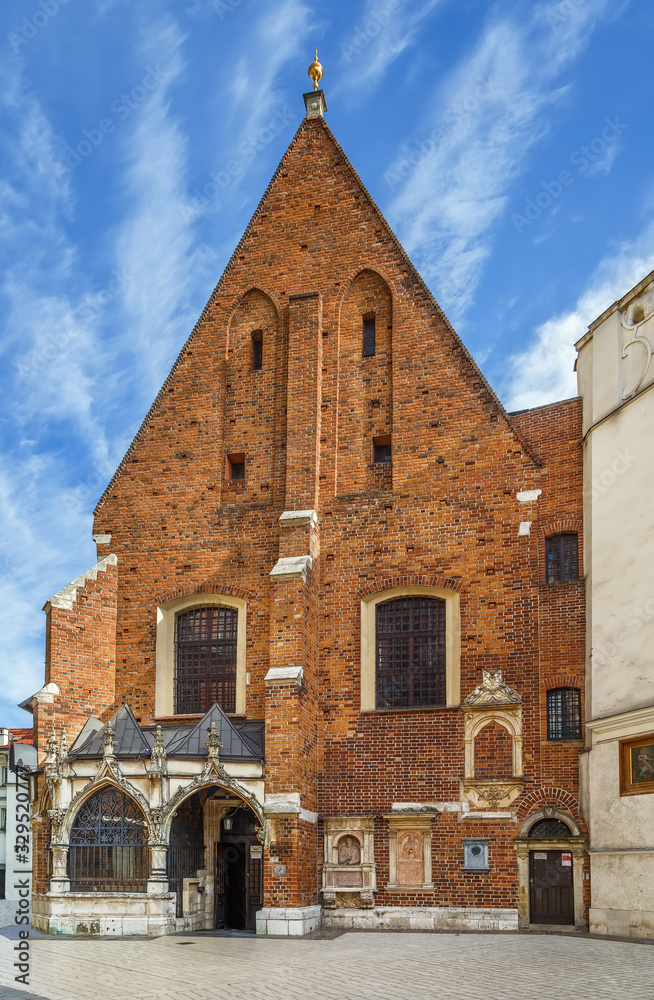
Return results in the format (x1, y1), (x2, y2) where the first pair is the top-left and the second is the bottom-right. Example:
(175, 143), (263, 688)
(308, 48), (323, 91)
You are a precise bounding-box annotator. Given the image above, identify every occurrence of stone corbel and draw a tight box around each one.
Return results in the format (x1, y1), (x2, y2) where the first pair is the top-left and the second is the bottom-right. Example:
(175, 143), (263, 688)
(460, 778), (525, 810)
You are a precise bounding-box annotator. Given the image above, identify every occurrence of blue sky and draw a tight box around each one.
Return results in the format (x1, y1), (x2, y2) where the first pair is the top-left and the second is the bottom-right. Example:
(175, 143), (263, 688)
(1, 0), (653, 727)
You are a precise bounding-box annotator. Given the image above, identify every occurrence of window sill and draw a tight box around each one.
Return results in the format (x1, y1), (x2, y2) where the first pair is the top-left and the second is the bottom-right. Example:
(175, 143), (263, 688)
(360, 705), (452, 716)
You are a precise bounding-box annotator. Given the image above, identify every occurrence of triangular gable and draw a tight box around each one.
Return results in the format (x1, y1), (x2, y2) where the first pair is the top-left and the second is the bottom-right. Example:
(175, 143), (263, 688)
(95, 111), (539, 516)
(69, 704), (150, 759)
(165, 703), (261, 761)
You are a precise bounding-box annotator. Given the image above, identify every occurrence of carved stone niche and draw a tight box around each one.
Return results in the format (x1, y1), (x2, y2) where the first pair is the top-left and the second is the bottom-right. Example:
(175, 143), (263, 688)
(384, 814), (437, 890)
(322, 817), (376, 908)
(460, 669), (524, 810)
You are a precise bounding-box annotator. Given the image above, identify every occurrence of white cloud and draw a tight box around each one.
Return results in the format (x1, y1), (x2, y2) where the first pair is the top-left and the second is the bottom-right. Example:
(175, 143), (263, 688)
(336, 0), (444, 97)
(229, 0), (315, 138)
(502, 220), (654, 411)
(384, 0), (620, 323)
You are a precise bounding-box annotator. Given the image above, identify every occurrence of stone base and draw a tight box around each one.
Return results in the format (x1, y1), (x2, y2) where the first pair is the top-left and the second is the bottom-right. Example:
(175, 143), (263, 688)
(321, 906), (519, 932)
(590, 907), (654, 941)
(256, 905), (322, 936)
(31, 892), (177, 936)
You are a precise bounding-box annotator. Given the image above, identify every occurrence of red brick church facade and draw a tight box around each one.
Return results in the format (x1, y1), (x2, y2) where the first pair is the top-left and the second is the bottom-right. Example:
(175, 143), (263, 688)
(27, 83), (587, 936)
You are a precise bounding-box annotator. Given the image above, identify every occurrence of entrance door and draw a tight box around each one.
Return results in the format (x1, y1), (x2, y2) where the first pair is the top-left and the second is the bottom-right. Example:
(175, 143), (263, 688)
(214, 843), (226, 929)
(214, 838), (263, 931)
(529, 850), (574, 924)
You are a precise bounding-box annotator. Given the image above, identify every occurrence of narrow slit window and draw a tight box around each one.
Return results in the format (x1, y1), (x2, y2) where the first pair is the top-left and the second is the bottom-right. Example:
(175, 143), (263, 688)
(373, 434), (392, 464)
(226, 453), (245, 480)
(251, 331), (263, 371)
(363, 316), (376, 357)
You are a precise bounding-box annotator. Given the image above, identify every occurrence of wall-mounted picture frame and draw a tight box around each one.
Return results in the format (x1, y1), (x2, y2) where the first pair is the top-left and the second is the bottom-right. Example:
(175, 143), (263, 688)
(620, 733), (654, 796)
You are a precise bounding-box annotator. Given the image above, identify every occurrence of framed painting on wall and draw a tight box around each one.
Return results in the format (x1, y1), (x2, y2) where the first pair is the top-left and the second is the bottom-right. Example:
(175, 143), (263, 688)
(620, 733), (654, 795)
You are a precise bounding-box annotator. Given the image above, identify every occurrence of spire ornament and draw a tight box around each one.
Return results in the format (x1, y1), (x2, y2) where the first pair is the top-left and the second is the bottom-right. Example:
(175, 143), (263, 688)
(308, 48), (323, 91)
(100, 722), (117, 759)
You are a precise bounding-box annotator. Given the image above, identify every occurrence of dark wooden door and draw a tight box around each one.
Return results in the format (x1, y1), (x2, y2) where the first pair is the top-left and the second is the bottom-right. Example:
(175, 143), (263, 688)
(530, 850), (574, 924)
(246, 843), (263, 931)
(214, 842), (226, 929)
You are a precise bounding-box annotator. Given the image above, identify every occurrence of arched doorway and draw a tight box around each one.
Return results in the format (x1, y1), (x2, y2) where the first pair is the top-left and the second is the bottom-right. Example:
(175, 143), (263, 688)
(214, 800), (262, 931)
(515, 809), (586, 928)
(167, 785), (263, 931)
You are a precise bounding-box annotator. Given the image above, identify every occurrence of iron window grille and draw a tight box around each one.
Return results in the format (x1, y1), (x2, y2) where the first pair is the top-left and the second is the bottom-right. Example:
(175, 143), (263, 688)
(375, 596), (446, 709)
(175, 605), (238, 714)
(546, 687), (582, 741)
(168, 844), (206, 917)
(545, 533), (579, 583)
(529, 818), (573, 839)
(68, 787), (149, 892)
(363, 316), (376, 357)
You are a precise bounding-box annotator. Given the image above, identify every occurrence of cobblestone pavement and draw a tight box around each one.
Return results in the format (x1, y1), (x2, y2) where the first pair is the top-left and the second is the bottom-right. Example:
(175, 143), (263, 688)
(0, 927), (653, 1000)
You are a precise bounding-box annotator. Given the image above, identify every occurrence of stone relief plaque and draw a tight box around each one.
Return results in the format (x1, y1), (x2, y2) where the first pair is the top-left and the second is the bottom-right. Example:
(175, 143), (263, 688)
(337, 834), (361, 865)
(396, 830), (424, 886)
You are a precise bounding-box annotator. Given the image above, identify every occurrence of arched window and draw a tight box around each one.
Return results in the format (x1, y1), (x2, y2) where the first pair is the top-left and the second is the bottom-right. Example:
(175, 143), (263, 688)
(546, 687), (582, 740)
(68, 787), (148, 892)
(545, 533), (579, 583)
(375, 596), (446, 709)
(528, 818), (573, 839)
(175, 605), (238, 714)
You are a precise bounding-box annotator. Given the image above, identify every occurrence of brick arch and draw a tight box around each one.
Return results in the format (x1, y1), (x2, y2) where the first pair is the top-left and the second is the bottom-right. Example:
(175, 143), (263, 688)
(357, 575), (462, 600)
(516, 787), (587, 834)
(154, 582), (255, 607)
(334, 264), (397, 315)
(224, 284), (284, 333)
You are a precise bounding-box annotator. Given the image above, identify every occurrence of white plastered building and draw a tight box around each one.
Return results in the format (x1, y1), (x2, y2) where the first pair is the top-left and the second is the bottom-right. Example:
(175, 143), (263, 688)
(576, 268), (654, 939)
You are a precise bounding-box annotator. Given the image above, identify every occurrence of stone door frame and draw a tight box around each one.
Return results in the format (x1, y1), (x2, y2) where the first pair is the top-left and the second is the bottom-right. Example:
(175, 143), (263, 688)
(515, 809), (586, 930)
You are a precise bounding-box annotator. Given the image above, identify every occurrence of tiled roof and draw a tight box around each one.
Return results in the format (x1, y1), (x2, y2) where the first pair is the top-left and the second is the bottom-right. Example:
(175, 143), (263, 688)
(67, 703), (263, 763)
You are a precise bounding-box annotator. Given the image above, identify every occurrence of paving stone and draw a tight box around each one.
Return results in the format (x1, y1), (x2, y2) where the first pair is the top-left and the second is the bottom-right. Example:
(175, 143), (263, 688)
(1, 931), (653, 1000)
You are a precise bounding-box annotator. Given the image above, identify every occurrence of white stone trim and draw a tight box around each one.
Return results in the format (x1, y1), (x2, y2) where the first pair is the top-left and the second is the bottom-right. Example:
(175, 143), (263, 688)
(585, 703), (654, 741)
(265, 666), (303, 687)
(518, 521), (531, 536)
(270, 555), (312, 582)
(26, 682), (60, 706)
(278, 510), (318, 527)
(264, 792), (301, 815)
(321, 906), (518, 932)
(44, 554), (118, 611)
(92, 533), (112, 544)
(256, 905), (322, 936)
(155, 593), (247, 718)
(299, 808), (319, 825)
(516, 490), (542, 502)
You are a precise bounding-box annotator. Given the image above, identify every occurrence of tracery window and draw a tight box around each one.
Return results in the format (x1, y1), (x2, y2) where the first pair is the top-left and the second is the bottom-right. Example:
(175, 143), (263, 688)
(175, 605), (238, 714)
(68, 787), (148, 892)
(375, 596), (446, 709)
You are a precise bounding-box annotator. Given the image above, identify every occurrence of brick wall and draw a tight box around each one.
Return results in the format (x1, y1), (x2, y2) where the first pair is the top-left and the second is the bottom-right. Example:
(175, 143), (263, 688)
(40, 112), (585, 915)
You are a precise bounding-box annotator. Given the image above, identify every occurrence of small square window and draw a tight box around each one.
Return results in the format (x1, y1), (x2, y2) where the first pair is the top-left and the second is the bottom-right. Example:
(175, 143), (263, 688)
(463, 839), (489, 870)
(226, 453), (245, 480)
(363, 316), (376, 357)
(251, 331), (263, 371)
(373, 434), (391, 464)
